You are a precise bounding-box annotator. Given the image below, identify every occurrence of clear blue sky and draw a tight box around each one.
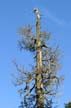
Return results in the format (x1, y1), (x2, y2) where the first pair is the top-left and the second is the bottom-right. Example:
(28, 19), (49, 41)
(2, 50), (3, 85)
(0, 0), (71, 108)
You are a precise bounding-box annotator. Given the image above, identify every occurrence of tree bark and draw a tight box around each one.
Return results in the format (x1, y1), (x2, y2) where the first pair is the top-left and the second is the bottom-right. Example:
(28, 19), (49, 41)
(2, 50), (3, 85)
(35, 12), (44, 108)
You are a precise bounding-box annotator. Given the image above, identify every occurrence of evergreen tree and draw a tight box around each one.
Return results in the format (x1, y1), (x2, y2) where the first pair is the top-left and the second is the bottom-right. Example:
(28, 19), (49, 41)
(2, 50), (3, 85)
(65, 102), (71, 108)
(13, 8), (63, 108)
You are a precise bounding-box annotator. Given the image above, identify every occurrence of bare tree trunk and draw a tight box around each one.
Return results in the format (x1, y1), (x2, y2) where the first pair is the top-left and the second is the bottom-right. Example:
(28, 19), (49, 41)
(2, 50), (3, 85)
(34, 8), (44, 108)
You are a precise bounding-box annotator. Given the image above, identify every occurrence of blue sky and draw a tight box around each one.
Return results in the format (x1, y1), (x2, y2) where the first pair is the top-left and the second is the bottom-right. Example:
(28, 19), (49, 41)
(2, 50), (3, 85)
(0, 0), (71, 108)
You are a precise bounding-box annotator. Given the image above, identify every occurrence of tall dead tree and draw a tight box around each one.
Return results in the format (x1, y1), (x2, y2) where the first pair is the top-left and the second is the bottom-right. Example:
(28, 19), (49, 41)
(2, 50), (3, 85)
(13, 8), (63, 108)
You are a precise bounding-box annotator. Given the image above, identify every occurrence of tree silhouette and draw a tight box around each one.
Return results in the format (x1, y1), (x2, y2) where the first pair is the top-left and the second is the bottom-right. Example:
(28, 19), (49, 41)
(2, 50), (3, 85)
(13, 8), (63, 108)
(65, 102), (71, 108)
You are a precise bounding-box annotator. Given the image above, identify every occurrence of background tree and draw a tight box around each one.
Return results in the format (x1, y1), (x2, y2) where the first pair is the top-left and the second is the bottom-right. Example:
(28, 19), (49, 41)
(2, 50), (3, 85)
(13, 8), (63, 108)
(65, 102), (71, 108)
